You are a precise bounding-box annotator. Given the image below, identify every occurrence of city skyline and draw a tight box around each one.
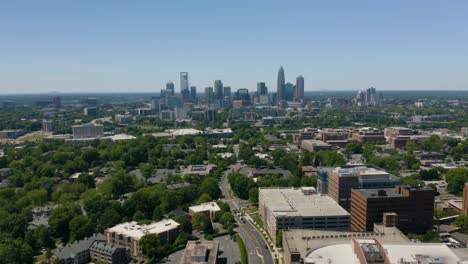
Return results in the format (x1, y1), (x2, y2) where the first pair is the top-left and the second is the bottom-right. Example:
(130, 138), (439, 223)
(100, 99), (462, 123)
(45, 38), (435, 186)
(1, 0), (467, 94)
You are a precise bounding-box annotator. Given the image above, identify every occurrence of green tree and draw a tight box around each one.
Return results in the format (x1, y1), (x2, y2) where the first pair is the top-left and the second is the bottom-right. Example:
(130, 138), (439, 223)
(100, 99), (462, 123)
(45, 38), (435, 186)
(191, 212), (213, 234)
(139, 163), (154, 183)
(140, 234), (161, 259)
(0, 238), (34, 264)
(49, 205), (81, 241)
(69, 215), (94, 242)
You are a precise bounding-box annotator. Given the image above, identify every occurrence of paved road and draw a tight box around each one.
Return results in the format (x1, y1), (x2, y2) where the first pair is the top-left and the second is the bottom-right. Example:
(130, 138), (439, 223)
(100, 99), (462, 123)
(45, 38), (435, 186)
(220, 167), (273, 264)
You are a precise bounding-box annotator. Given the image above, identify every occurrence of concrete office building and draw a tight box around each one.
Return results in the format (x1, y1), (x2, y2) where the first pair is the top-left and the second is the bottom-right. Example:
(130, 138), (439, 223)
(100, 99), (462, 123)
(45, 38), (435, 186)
(105, 219), (180, 257)
(188, 202), (221, 220)
(214, 80), (223, 100)
(259, 187), (350, 243)
(84, 107), (98, 116)
(181, 240), (219, 264)
(351, 186), (434, 233)
(42, 119), (53, 132)
(180, 72), (189, 93)
(72, 123), (104, 139)
(384, 127), (414, 149)
(257, 82), (268, 95)
(204, 87), (214, 102)
(353, 127), (385, 143)
(328, 165), (402, 210)
(300, 139), (332, 151)
(294, 75), (304, 101)
(282, 225), (410, 264)
(301, 237), (465, 264)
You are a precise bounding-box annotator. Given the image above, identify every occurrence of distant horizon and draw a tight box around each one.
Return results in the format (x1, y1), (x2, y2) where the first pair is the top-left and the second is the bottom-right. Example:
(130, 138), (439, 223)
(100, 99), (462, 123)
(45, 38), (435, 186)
(1, 89), (468, 97)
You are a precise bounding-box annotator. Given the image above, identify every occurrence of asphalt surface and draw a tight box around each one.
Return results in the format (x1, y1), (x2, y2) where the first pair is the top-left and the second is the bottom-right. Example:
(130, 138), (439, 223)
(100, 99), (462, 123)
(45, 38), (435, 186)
(219, 166), (274, 264)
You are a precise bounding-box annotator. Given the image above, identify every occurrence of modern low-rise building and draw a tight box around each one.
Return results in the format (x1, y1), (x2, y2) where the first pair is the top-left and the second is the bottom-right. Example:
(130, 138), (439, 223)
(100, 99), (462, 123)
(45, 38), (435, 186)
(72, 123), (104, 139)
(350, 186), (434, 233)
(282, 225), (409, 264)
(259, 187), (350, 243)
(327, 165), (401, 210)
(105, 219), (180, 257)
(180, 240), (219, 264)
(0, 129), (24, 139)
(353, 127), (385, 143)
(188, 202), (221, 220)
(300, 139), (332, 151)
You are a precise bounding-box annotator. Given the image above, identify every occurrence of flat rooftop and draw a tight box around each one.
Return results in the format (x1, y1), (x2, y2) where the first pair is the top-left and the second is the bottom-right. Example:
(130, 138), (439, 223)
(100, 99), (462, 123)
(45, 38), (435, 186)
(106, 219), (179, 240)
(304, 242), (463, 264)
(354, 188), (405, 198)
(189, 202), (221, 213)
(181, 240), (219, 264)
(260, 188), (349, 217)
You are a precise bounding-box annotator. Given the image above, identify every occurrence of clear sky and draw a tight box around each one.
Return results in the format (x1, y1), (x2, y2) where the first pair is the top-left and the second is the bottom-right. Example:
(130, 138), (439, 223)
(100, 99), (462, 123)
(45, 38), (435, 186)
(1, 0), (467, 94)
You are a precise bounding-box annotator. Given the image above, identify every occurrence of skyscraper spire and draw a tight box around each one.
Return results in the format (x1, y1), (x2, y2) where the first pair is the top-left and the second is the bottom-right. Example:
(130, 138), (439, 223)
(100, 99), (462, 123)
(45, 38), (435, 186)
(277, 66), (285, 102)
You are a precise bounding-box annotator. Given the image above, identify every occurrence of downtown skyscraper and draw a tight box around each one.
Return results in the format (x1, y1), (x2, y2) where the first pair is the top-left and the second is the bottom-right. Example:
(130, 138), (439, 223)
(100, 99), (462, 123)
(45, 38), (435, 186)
(277, 66), (285, 102)
(295, 75), (304, 101)
(214, 80), (224, 100)
(180, 72), (189, 93)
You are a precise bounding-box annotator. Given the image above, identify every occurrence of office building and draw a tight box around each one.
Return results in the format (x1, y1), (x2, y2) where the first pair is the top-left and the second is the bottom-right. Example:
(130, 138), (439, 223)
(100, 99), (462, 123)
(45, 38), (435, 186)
(166, 81), (175, 95)
(42, 119), (53, 132)
(188, 202), (221, 220)
(84, 107), (97, 116)
(181, 240), (219, 264)
(294, 236), (464, 264)
(180, 72), (189, 93)
(350, 186), (434, 232)
(257, 82), (268, 95)
(328, 165), (402, 210)
(214, 80), (223, 100)
(0, 129), (24, 139)
(316, 167), (334, 194)
(223, 86), (231, 100)
(190, 86), (197, 102)
(300, 139), (332, 151)
(72, 123), (104, 139)
(204, 87), (214, 102)
(277, 66), (285, 102)
(294, 75), (304, 101)
(105, 219), (180, 257)
(259, 187), (350, 243)
(52, 96), (61, 108)
(284, 82), (294, 101)
(282, 225), (410, 264)
(384, 127), (414, 149)
(353, 127), (385, 143)
(463, 183), (468, 215)
(150, 96), (160, 111)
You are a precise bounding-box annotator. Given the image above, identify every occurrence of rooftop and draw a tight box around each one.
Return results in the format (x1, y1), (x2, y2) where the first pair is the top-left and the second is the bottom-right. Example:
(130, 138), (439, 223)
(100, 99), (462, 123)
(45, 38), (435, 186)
(259, 187), (349, 217)
(189, 202), (221, 213)
(305, 241), (464, 264)
(106, 219), (180, 240)
(181, 240), (219, 264)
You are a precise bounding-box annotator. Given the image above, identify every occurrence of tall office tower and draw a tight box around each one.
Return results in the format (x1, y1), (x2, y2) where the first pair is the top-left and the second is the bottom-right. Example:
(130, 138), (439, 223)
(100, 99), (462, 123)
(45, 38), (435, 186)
(366, 87), (377, 106)
(166, 81), (175, 96)
(235, 88), (250, 101)
(151, 96), (160, 111)
(52, 96), (61, 108)
(295, 75), (304, 101)
(284, 83), (294, 101)
(205, 87), (214, 102)
(277, 66), (285, 101)
(257, 82), (268, 95)
(180, 72), (189, 93)
(223, 86), (231, 99)
(214, 80), (224, 99)
(190, 86), (197, 102)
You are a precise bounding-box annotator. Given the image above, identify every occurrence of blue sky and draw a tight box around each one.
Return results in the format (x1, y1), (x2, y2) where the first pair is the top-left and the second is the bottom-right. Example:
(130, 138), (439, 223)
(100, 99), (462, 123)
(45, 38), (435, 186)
(0, 0), (467, 94)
